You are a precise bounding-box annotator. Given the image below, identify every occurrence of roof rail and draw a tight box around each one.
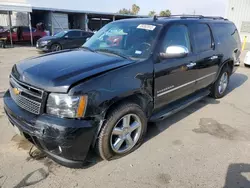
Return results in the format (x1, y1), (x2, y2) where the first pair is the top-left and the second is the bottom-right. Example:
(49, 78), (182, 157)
(156, 15), (227, 20)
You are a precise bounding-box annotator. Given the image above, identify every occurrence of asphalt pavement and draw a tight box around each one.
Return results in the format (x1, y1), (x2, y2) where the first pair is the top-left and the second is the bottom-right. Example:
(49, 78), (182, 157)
(0, 47), (250, 188)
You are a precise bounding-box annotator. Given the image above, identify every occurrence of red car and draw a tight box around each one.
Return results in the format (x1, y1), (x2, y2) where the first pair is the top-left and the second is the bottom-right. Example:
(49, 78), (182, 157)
(0, 26), (47, 43)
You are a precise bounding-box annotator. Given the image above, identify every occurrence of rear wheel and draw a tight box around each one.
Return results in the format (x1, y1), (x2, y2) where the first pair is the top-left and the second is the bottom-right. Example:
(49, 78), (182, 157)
(51, 43), (62, 52)
(96, 103), (147, 160)
(211, 67), (230, 99)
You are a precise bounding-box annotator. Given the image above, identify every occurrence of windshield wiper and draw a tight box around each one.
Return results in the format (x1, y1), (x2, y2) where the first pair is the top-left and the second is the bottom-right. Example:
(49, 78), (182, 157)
(95, 49), (131, 60)
(80, 46), (95, 52)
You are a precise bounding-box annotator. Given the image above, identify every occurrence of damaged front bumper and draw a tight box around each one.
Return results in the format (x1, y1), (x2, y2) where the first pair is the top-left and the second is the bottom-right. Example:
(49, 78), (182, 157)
(4, 90), (99, 168)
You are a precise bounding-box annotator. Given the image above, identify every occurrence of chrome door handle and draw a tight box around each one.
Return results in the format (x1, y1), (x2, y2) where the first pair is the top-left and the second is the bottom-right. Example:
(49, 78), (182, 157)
(210, 55), (218, 60)
(186, 62), (196, 68)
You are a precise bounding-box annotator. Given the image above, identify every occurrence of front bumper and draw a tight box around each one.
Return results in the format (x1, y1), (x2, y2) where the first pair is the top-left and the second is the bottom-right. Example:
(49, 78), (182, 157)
(36, 43), (50, 52)
(4, 90), (99, 168)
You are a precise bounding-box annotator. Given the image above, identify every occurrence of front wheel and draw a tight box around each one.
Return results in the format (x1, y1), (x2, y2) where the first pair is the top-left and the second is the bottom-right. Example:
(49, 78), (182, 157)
(210, 67), (230, 99)
(51, 43), (62, 52)
(96, 103), (147, 160)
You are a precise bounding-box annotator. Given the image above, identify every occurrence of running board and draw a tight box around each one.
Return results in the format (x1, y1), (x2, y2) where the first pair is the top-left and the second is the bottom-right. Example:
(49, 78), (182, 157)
(150, 90), (210, 122)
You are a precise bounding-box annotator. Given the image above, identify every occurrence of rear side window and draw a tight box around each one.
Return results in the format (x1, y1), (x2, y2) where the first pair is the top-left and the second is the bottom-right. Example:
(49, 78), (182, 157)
(191, 24), (212, 52)
(67, 31), (81, 37)
(82, 31), (93, 37)
(162, 25), (191, 52)
(212, 23), (241, 47)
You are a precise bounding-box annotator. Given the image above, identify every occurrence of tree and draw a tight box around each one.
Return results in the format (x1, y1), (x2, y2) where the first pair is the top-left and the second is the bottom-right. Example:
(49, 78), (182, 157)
(159, 9), (171, 17)
(118, 8), (132, 15)
(132, 4), (140, 15)
(118, 4), (140, 15)
(148, 11), (156, 17)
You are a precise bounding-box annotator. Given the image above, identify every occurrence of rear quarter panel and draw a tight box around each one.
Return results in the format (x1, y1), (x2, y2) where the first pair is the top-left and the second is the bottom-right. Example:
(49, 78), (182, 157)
(210, 22), (241, 69)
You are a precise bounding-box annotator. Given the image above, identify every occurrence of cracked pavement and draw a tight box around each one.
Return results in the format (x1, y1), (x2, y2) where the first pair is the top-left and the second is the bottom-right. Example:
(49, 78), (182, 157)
(0, 47), (250, 188)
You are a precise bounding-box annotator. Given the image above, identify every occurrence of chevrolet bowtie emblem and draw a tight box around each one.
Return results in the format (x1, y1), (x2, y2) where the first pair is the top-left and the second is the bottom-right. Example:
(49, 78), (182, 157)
(13, 88), (21, 95)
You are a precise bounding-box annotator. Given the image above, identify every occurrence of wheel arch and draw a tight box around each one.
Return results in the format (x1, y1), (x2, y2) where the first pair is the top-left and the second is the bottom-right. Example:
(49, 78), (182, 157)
(91, 93), (153, 148)
(216, 59), (234, 81)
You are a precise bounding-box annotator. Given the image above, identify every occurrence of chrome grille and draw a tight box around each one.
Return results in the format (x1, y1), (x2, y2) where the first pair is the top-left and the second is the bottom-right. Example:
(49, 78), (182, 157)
(9, 76), (44, 115)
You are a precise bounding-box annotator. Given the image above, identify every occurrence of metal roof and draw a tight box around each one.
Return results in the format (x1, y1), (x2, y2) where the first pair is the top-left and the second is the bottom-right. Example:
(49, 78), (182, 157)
(0, 2), (32, 12)
(32, 6), (147, 17)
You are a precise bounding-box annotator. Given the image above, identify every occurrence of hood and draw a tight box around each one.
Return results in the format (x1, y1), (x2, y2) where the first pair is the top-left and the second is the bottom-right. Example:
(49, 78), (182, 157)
(12, 49), (134, 93)
(38, 35), (58, 41)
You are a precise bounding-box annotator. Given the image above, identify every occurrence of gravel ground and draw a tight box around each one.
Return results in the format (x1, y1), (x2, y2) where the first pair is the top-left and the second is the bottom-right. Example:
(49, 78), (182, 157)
(0, 47), (250, 188)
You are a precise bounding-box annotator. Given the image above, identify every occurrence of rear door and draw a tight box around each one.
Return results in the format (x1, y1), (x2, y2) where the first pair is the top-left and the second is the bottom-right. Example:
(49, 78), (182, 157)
(190, 23), (220, 91)
(154, 24), (198, 111)
(65, 30), (82, 48)
(81, 31), (92, 45)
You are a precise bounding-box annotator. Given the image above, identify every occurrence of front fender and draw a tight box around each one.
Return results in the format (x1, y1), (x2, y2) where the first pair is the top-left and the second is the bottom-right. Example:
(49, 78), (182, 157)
(68, 59), (154, 120)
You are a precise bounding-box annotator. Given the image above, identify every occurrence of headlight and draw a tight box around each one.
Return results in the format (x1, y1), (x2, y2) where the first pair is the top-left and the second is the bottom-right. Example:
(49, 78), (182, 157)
(41, 40), (50, 45)
(46, 93), (87, 118)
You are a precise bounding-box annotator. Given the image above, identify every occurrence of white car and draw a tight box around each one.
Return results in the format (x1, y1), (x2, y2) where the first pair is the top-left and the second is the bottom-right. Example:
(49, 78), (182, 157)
(244, 51), (250, 67)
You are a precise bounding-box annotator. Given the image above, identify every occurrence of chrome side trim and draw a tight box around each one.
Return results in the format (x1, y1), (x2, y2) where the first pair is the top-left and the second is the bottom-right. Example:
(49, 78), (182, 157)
(196, 72), (217, 82)
(157, 72), (217, 97)
(157, 80), (195, 97)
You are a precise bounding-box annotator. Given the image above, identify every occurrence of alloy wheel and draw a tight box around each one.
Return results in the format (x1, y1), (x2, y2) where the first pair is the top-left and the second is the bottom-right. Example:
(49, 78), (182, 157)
(218, 72), (228, 94)
(110, 114), (142, 154)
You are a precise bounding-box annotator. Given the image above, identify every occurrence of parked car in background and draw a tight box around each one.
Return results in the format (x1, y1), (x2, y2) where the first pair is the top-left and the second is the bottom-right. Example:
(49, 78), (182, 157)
(0, 26), (47, 43)
(4, 16), (241, 168)
(0, 26), (7, 32)
(36, 29), (93, 52)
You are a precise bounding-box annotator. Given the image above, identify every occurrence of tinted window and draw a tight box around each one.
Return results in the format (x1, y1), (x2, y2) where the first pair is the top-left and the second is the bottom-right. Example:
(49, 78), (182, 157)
(22, 27), (30, 32)
(67, 31), (81, 37)
(162, 25), (191, 52)
(212, 23), (241, 47)
(192, 24), (212, 52)
(81, 31), (93, 37)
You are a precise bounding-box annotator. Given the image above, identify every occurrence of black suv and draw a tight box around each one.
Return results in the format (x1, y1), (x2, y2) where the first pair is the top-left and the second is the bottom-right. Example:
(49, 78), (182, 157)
(4, 16), (241, 168)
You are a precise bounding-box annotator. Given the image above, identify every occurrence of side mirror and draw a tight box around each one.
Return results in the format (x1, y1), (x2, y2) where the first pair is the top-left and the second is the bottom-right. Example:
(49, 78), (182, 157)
(159, 45), (189, 59)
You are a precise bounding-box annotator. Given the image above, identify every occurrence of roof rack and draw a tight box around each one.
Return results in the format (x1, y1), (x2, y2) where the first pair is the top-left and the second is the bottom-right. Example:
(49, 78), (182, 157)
(155, 15), (228, 21)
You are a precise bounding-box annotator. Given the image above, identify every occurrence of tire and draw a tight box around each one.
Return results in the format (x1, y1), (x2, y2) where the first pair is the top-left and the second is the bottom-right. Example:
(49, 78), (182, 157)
(96, 103), (147, 160)
(244, 64), (250, 67)
(51, 43), (62, 52)
(210, 66), (230, 99)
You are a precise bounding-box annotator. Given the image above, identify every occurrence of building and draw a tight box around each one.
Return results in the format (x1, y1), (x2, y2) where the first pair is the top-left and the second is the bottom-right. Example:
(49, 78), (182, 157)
(0, 0), (142, 35)
(226, 0), (250, 48)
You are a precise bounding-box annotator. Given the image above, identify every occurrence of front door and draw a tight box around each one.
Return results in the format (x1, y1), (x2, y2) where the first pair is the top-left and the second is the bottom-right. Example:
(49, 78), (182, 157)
(154, 24), (198, 111)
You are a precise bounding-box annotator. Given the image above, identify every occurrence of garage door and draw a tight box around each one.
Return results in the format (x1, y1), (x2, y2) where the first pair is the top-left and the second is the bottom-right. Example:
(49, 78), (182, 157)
(52, 13), (68, 34)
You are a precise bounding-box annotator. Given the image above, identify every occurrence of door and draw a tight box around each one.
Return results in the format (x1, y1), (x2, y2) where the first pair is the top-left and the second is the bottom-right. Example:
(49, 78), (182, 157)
(190, 23), (220, 90)
(80, 31), (90, 46)
(22, 27), (32, 41)
(64, 30), (82, 48)
(154, 24), (198, 111)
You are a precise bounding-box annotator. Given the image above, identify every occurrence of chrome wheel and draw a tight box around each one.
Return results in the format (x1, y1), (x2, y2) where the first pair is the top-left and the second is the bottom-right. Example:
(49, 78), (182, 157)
(218, 72), (228, 94)
(110, 114), (142, 154)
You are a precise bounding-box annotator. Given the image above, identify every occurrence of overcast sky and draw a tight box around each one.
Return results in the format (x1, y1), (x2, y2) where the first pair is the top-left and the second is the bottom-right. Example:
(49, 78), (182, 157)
(28, 0), (227, 16)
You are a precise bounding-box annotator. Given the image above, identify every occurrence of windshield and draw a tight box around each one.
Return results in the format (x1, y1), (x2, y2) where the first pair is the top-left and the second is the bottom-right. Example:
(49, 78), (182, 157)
(54, 31), (67, 37)
(83, 21), (162, 59)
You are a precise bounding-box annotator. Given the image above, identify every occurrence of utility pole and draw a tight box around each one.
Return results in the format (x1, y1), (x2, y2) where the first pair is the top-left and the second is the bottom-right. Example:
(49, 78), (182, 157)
(193, 10), (196, 15)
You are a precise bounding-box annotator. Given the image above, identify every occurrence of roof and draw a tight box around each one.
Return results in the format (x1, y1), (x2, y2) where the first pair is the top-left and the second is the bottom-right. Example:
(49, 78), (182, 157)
(32, 6), (147, 18)
(0, 2), (32, 12)
(114, 16), (232, 25)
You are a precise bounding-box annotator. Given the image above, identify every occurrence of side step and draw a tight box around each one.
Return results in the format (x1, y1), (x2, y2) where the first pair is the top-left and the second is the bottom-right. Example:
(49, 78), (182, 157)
(150, 90), (210, 122)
